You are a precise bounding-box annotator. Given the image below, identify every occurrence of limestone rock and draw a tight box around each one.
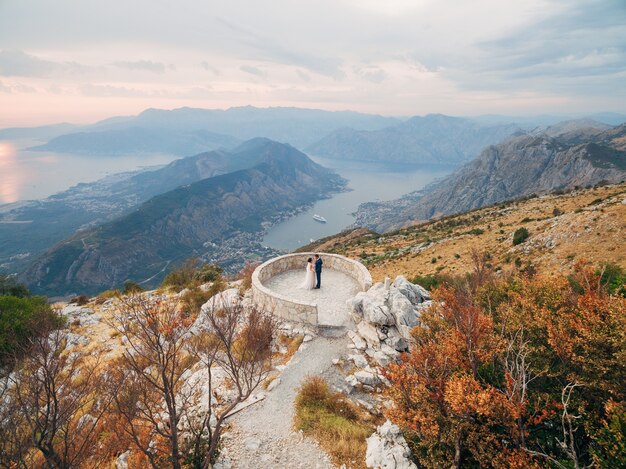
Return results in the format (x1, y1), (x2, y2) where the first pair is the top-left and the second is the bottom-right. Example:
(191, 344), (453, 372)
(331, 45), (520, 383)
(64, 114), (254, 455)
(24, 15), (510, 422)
(393, 275), (431, 304)
(355, 370), (380, 386)
(388, 290), (418, 328)
(116, 451), (130, 469)
(365, 420), (417, 469)
(384, 327), (408, 351)
(349, 353), (368, 368)
(357, 321), (381, 348)
(191, 289), (241, 333)
(362, 286), (395, 326)
(61, 305), (100, 326)
(348, 292), (367, 319)
(348, 330), (367, 350)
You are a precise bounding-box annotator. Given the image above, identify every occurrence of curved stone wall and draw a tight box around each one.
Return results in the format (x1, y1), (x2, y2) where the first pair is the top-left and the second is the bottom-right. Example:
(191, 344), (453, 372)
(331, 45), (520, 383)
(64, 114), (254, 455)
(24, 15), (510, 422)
(252, 252), (372, 326)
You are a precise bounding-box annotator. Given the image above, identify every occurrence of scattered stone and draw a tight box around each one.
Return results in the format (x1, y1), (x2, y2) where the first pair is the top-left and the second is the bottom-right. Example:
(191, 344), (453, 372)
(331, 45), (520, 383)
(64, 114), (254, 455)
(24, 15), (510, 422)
(116, 450), (130, 469)
(357, 321), (381, 348)
(348, 330), (367, 350)
(345, 374), (359, 389)
(303, 334), (313, 343)
(348, 353), (368, 368)
(366, 420), (417, 469)
(354, 370), (380, 387)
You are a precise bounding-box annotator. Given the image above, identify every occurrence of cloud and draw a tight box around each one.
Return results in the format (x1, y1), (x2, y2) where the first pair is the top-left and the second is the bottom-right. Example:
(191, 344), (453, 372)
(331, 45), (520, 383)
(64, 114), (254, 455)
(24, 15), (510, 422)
(0, 49), (94, 78)
(81, 83), (151, 98)
(0, 49), (58, 77)
(353, 65), (387, 83)
(448, 0), (626, 93)
(240, 65), (266, 77)
(112, 60), (166, 73)
(0, 78), (37, 93)
(216, 17), (345, 79)
(296, 69), (311, 82)
(200, 61), (220, 75)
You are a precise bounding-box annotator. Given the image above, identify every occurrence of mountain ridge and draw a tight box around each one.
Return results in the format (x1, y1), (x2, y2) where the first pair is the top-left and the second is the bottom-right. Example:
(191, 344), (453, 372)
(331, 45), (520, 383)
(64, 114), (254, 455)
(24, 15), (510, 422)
(19, 140), (345, 295)
(355, 124), (626, 232)
(305, 114), (520, 165)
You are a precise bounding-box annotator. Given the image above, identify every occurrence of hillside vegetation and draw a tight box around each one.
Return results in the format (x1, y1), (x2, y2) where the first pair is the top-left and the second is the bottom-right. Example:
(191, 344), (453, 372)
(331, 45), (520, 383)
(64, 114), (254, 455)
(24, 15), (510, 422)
(303, 182), (626, 283)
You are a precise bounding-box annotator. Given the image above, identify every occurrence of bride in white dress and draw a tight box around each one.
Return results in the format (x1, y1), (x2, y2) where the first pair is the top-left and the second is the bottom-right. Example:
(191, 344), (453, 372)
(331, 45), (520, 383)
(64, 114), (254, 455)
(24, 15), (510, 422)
(301, 257), (316, 290)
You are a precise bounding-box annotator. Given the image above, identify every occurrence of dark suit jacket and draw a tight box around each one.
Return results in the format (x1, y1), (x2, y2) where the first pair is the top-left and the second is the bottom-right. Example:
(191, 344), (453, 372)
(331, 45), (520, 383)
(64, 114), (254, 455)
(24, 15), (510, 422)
(315, 258), (323, 272)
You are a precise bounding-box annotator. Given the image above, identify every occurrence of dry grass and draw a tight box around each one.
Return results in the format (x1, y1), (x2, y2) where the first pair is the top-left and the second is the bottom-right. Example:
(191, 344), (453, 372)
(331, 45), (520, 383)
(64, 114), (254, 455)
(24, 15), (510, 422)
(294, 376), (374, 469)
(274, 333), (304, 365)
(311, 183), (626, 284)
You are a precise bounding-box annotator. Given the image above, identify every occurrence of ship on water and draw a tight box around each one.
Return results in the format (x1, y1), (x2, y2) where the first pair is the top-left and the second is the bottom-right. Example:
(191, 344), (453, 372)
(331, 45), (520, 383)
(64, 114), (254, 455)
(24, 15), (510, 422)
(313, 214), (327, 223)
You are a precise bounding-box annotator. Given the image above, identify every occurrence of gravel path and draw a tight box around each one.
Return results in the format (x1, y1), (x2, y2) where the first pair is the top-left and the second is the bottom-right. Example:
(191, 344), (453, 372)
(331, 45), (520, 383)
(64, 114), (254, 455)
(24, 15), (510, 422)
(264, 269), (360, 327)
(218, 335), (349, 469)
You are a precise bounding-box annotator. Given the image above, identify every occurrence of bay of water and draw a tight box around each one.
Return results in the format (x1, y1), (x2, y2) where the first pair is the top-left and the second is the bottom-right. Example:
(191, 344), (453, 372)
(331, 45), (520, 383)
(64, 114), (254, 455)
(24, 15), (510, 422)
(0, 139), (179, 204)
(262, 157), (453, 251)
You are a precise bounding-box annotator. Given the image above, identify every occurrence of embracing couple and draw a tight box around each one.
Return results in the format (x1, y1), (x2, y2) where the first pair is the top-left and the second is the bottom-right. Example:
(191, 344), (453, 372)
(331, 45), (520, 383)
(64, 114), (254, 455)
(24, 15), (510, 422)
(301, 254), (323, 290)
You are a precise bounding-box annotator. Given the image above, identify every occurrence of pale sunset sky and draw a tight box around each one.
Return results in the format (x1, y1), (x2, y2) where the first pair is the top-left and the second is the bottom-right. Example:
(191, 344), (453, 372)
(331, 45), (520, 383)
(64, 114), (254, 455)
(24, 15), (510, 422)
(0, 0), (625, 127)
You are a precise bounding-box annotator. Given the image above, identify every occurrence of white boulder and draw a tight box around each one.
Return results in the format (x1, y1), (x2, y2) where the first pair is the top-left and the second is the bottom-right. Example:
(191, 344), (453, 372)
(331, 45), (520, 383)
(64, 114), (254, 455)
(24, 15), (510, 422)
(366, 420), (417, 469)
(357, 321), (381, 348)
(393, 276), (431, 304)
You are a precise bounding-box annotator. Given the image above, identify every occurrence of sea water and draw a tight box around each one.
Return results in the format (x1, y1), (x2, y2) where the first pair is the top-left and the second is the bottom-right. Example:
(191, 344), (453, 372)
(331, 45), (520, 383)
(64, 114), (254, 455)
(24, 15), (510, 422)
(261, 157), (453, 251)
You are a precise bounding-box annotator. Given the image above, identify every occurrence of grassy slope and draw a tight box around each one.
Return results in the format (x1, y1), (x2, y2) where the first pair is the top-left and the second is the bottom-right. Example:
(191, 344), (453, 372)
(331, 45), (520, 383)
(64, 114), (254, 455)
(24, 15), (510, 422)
(301, 182), (626, 283)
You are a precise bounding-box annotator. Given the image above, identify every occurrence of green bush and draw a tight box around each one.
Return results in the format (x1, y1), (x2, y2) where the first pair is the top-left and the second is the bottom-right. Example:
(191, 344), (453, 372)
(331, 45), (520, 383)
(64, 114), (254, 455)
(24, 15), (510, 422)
(512, 227), (530, 246)
(412, 274), (444, 291)
(0, 275), (30, 298)
(123, 280), (144, 294)
(0, 296), (64, 364)
(599, 263), (626, 297)
(162, 258), (223, 291)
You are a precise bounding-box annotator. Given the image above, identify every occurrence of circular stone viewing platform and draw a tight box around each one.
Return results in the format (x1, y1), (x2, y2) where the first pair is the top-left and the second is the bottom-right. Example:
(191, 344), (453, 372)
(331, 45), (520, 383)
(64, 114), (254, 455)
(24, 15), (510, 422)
(252, 253), (372, 328)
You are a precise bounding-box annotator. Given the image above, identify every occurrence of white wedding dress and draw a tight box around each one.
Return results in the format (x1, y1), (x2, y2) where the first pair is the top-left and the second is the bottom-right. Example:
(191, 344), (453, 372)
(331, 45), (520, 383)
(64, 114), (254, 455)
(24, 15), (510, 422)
(301, 262), (316, 290)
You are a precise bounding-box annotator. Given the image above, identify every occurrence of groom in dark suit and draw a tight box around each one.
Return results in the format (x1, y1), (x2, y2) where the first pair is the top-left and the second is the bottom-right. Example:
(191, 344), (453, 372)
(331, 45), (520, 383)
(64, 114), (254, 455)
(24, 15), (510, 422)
(314, 254), (323, 289)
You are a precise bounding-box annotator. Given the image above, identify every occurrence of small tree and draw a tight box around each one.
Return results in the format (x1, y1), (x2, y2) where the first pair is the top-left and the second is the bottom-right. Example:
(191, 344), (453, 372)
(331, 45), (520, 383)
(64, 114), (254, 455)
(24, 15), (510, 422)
(5, 328), (110, 468)
(107, 296), (194, 469)
(186, 300), (276, 467)
(512, 227), (530, 246)
(109, 293), (276, 468)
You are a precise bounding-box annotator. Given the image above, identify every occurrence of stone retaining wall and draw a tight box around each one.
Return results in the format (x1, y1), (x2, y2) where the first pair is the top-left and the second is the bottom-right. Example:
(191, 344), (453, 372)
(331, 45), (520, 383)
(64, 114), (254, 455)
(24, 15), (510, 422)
(252, 252), (372, 325)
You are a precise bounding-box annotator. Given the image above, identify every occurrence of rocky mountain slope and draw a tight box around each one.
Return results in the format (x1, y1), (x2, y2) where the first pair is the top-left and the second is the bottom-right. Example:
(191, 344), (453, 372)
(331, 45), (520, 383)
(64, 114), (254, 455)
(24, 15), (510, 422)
(0, 139), (306, 273)
(305, 114), (519, 165)
(355, 124), (626, 232)
(20, 140), (345, 295)
(26, 106), (399, 154)
(304, 182), (626, 283)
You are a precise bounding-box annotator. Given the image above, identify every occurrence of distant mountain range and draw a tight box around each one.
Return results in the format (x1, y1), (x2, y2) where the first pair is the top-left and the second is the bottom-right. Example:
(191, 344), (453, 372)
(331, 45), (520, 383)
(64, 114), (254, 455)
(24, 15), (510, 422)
(355, 122), (626, 232)
(19, 139), (345, 295)
(24, 106), (400, 155)
(30, 127), (241, 156)
(306, 114), (520, 165)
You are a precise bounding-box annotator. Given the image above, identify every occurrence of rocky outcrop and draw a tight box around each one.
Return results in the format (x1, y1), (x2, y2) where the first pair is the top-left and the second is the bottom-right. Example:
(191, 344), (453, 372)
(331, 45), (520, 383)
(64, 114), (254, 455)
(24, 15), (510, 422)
(346, 276), (431, 368)
(356, 123), (626, 232)
(365, 420), (417, 469)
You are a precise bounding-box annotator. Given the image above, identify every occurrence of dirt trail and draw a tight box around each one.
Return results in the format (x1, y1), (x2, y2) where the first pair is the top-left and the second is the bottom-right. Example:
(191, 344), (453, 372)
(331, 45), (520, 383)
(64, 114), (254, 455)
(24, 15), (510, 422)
(217, 335), (348, 469)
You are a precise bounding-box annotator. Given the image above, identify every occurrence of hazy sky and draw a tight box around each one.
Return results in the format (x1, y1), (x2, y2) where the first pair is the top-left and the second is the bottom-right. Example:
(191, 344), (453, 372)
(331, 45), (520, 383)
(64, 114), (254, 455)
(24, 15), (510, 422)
(0, 0), (625, 126)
